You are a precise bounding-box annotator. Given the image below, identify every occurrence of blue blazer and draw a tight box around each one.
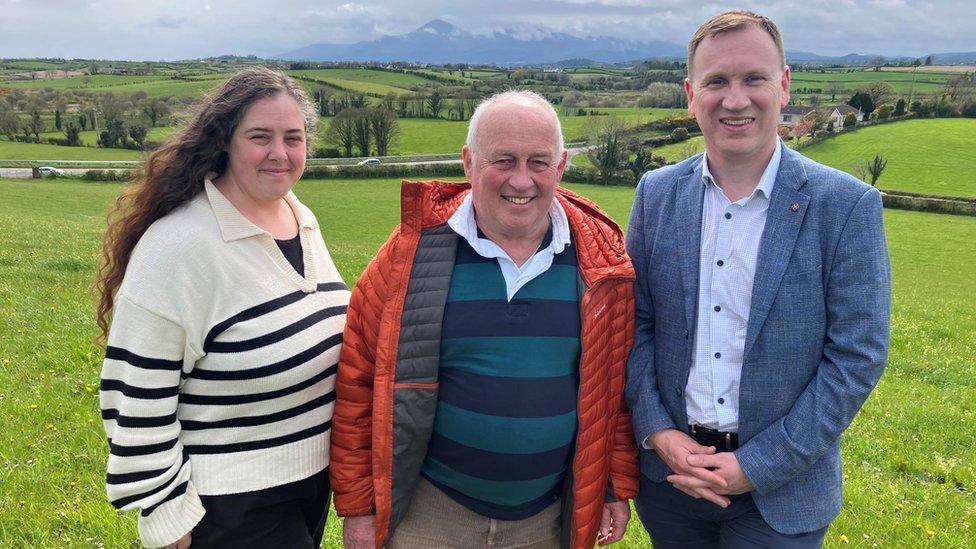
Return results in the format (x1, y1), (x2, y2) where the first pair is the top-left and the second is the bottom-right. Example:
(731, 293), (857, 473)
(625, 145), (891, 534)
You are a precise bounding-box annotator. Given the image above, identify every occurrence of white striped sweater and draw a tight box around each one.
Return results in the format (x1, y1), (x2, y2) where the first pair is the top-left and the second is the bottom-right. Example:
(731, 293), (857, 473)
(99, 180), (349, 547)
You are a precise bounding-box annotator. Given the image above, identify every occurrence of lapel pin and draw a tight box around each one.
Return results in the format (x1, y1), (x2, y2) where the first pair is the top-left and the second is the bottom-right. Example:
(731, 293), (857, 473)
(790, 202), (800, 212)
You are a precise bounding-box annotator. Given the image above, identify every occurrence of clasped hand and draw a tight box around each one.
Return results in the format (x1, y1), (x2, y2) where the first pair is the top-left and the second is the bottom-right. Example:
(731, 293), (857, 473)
(648, 429), (753, 508)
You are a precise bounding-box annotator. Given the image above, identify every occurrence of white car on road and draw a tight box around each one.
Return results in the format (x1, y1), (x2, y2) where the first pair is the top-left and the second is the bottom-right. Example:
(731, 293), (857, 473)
(38, 166), (67, 177)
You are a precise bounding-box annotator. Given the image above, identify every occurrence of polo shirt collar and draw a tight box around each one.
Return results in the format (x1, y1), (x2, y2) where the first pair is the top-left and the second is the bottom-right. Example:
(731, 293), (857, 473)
(204, 176), (318, 242)
(447, 192), (571, 259)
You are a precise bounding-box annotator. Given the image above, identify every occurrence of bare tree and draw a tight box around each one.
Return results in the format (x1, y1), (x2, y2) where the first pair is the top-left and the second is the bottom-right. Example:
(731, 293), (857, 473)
(348, 93), (368, 109)
(351, 108), (371, 156)
(826, 83), (846, 102)
(312, 86), (334, 117)
(426, 90), (444, 119)
(857, 82), (896, 109)
(368, 106), (399, 156)
(28, 108), (45, 141)
(0, 108), (20, 141)
(142, 99), (170, 127)
(326, 109), (357, 157)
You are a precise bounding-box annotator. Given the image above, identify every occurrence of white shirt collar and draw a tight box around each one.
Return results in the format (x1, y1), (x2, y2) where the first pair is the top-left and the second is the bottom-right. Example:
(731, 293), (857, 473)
(447, 193), (572, 301)
(701, 140), (782, 202)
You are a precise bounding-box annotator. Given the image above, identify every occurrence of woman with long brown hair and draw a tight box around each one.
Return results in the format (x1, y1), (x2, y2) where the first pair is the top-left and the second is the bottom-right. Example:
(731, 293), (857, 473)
(97, 67), (348, 548)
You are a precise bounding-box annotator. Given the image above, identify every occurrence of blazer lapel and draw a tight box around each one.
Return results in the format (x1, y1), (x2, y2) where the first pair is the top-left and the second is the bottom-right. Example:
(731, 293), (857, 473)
(743, 148), (810, 359)
(676, 160), (706, 335)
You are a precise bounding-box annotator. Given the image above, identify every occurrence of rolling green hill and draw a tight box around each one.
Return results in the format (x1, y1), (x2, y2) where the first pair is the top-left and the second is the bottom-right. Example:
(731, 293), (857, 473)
(802, 118), (976, 198)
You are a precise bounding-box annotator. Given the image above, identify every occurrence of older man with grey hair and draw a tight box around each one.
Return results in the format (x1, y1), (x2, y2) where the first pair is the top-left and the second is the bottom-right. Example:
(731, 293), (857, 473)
(330, 90), (639, 549)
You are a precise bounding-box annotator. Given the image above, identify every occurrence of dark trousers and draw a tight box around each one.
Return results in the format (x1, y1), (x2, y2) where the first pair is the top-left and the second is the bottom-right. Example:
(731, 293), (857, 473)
(191, 468), (331, 549)
(634, 474), (827, 549)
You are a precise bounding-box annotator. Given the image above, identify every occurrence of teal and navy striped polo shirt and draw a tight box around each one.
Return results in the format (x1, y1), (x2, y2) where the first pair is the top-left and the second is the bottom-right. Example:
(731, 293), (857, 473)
(421, 227), (581, 520)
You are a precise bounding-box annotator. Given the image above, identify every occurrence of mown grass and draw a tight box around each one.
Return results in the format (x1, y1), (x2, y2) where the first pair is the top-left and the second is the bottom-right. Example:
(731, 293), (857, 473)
(288, 68), (434, 91)
(36, 127), (174, 148)
(314, 109), (681, 155)
(0, 74), (230, 98)
(0, 75), (172, 90)
(1, 176), (973, 547)
(641, 119), (976, 200)
(0, 140), (144, 160)
(802, 118), (976, 198)
(790, 70), (952, 94)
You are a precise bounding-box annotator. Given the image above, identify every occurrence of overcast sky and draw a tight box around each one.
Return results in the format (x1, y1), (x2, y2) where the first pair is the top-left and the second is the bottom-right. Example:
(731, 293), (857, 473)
(1, 0), (972, 61)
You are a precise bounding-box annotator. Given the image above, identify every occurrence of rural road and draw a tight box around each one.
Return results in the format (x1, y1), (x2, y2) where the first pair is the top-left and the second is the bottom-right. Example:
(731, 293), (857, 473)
(0, 168), (95, 178)
(0, 150), (591, 179)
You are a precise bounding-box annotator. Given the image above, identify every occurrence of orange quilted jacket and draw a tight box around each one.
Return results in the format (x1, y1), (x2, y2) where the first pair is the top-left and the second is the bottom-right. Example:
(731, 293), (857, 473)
(331, 180), (638, 548)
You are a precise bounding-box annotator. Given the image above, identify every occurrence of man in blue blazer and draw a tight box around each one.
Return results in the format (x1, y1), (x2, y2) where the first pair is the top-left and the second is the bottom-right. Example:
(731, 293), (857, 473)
(626, 10), (891, 548)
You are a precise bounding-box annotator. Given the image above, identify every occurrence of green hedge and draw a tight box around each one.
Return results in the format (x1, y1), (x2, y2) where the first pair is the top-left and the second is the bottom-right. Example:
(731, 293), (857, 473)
(881, 192), (976, 217)
(303, 163), (465, 180)
(82, 169), (134, 182)
(562, 166), (634, 186)
(881, 189), (976, 204)
(305, 153), (459, 166)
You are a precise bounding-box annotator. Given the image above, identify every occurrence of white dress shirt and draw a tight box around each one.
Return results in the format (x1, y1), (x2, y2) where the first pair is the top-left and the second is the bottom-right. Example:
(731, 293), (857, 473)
(686, 142), (782, 432)
(446, 193), (572, 301)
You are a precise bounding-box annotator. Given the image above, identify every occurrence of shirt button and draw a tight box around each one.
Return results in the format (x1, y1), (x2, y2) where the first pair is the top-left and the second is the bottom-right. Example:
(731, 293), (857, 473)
(724, 213), (732, 220)
(718, 398), (725, 404)
(675, 388), (682, 397)
(714, 305), (721, 312)
(714, 352), (721, 359)
(683, 329), (689, 339)
(716, 260), (724, 267)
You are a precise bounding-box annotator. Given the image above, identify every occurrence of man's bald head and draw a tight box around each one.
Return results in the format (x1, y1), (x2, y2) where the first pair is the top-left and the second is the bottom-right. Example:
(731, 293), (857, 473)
(465, 90), (564, 159)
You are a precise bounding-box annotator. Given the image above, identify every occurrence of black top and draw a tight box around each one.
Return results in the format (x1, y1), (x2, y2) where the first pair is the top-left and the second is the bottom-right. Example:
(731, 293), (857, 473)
(275, 234), (304, 277)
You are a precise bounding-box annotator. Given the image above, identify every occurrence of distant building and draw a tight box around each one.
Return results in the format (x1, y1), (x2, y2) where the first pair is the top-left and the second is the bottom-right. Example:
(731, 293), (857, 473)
(780, 105), (815, 126)
(780, 104), (864, 131)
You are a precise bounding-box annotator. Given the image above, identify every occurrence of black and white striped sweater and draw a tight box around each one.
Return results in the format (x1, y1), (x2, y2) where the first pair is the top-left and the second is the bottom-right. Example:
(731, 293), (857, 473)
(99, 180), (349, 547)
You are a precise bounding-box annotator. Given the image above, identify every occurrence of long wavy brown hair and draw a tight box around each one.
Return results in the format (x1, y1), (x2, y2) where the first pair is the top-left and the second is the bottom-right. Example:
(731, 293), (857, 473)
(96, 67), (316, 340)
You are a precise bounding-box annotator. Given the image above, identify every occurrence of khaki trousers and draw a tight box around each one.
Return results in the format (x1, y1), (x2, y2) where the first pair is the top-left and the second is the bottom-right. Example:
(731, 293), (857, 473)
(387, 477), (561, 549)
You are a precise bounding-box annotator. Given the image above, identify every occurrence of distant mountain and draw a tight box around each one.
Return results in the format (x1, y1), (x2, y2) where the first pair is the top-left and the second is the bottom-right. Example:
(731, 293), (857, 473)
(929, 51), (976, 64)
(277, 20), (976, 66)
(788, 50), (976, 65)
(277, 19), (685, 66)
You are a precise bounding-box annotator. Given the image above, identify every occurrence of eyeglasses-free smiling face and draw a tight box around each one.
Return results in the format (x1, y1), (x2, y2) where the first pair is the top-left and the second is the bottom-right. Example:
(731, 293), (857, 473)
(222, 92), (307, 205)
(462, 101), (567, 247)
(685, 24), (791, 170)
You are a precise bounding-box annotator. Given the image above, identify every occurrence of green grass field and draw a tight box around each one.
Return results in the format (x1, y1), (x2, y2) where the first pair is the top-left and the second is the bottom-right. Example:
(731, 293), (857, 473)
(0, 74), (230, 98)
(635, 119), (976, 200)
(315, 109), (683, 155)
(0, 177), (973, 547)
(289, 69), (428, 96)
(36, 127), (175, 148)
(652, 136), (706, 164)
(790, 70), (952, 95)
(0, 140), (144, 160)
(289, 68), (433, 90)
(0, 75), (171, 90)
(802, 119), (976, 198)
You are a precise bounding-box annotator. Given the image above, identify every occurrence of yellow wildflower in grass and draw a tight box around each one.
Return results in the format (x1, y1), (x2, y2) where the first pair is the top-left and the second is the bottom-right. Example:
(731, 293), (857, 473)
(840, 534), (850, 544)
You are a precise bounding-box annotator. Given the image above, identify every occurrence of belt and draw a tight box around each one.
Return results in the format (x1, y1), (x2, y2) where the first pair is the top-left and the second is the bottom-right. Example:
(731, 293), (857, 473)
(688, 424), (739, 451)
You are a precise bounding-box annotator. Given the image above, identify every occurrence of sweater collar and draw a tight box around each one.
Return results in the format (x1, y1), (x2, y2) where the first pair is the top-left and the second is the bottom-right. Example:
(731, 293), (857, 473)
(204, 177), (318, 242)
